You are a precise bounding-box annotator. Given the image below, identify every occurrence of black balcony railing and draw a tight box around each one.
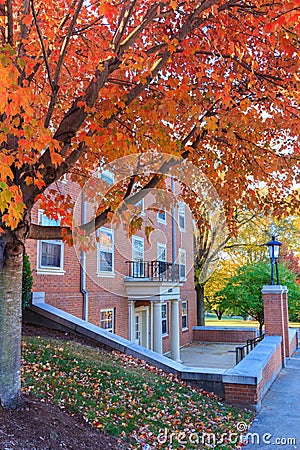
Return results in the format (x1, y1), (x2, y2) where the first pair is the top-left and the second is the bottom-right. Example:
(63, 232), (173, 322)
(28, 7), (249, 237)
(235, 334), (265, 365)
(126, 260), (180, 282)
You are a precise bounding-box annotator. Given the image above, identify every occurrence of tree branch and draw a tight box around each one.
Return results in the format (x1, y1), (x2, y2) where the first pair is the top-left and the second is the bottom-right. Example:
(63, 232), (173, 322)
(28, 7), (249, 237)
(31, 0), (54, 89)
(6, 0), (13, 45)
(44, 0), (84, 128)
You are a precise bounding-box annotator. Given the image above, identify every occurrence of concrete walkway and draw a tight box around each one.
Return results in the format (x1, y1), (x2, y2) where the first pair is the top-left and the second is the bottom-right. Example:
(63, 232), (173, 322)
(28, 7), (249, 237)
(180, 343), (237, 369)
(245, 350), (300, 449)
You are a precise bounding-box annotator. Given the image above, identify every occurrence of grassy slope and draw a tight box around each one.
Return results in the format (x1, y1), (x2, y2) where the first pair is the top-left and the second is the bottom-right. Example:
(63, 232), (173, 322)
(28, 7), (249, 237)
(22, 336), (253, 449)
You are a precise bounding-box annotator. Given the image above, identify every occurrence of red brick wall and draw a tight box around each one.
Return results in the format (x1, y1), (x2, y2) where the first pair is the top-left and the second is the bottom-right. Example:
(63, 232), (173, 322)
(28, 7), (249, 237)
(26, 179), (197, 353)
(224, 340), (282, 409)
(224, 383), (258, 407)
(193, 328), (257, 343)
(263, 288), (289, 361)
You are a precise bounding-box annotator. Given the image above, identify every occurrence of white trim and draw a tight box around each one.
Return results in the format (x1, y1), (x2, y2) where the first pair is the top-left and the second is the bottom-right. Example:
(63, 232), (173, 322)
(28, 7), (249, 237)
(97, 227), (114, 276)
(181, 300), (188, 330)
(178, 248), (186, 281)
(37, 210), (64, 274)
(157, 242), (167, 262)
(178, 202), (186, 232)
(161, 303), (169, 337)
(100, 308), (114, 333)
(134, 305), (150, 348)
(132, 235), (145, 277)
(36, 269), (65, 276)
(97, 272), (116, 278)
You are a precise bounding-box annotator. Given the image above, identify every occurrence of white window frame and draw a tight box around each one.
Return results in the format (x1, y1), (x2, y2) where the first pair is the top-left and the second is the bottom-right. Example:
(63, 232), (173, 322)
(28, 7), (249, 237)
(161, 303), (168, 336)
(182, 301), (188, 330)
(178, 248), (186, 280)
(178, 202), (186, 232)
(132, 235), (145, 277)
(97, 227), (114, 276)
(37, 210), (64, 275)
(100, 308), (114, 333)
(157, 209), (167, 224)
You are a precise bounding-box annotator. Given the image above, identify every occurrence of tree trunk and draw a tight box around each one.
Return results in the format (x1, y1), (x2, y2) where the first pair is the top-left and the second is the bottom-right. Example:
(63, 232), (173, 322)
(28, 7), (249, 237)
(0, 228), (26, 409)
(259, 321), (264, 337)
(215, 310), (223, 320)
(196, 283), (205, 326)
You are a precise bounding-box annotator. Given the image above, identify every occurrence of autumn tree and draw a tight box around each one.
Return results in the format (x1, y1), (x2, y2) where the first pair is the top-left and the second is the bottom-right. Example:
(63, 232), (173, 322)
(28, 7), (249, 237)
(218, 260), (300, 334)
(0, 0), (300, 409)
(204, 259), (238, 320)
(194, 209), (260, 325)
(202, 213), (300, 322)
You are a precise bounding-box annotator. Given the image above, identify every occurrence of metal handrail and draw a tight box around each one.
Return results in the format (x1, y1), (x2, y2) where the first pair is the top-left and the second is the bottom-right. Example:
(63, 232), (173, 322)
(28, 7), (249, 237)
(125, 260), (180, 282)
(235, 334), (265, 365)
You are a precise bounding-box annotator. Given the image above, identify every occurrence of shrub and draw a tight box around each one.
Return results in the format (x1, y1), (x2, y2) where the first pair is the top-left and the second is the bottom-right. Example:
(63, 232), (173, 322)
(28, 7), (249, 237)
(22, 252), (33, 310)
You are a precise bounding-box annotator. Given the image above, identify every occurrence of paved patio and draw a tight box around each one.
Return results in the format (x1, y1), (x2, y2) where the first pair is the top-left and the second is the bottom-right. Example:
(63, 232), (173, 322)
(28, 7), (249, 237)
(179, 342), (238, 369)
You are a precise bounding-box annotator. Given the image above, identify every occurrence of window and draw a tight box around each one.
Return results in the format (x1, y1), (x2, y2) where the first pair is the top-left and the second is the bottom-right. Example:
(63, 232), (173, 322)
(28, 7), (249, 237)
(132, 236), (144, 277)
(97, 227), (114, 275)
(178, 248), (186, 280)
(157, 209), (167, 224)
(37, 211), (64, 273)
(182, 301), (188, 330)
(157, 243), (167, 262)
(98, 169), (114, 185)
(178, 202), (186, 231)
(157, 243), (167, 277)
(135, 198), (145, 215)
(161, 303), (168, 336)
(100, 309), (114, 333)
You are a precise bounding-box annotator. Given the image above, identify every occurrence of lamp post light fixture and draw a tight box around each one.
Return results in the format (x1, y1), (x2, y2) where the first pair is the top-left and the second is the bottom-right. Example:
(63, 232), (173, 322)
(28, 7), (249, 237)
(266, 236), (282, 285)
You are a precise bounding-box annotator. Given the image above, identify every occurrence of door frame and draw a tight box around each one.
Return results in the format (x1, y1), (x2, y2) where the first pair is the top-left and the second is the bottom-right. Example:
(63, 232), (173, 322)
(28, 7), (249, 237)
(134, 306), (149, 349)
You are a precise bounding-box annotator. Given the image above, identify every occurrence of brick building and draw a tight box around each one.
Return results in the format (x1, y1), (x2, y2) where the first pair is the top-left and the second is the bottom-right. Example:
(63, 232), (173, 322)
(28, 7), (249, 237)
(26, 174), (197, 359)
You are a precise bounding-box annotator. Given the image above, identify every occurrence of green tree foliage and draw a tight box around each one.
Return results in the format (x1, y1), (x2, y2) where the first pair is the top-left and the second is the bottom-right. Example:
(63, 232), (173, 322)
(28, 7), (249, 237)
(218, 260), (300, 335)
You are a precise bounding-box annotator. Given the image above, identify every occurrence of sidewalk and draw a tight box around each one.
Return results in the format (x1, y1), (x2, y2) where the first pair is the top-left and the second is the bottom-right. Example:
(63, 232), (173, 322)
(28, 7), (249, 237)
(245, 349), (300, 449)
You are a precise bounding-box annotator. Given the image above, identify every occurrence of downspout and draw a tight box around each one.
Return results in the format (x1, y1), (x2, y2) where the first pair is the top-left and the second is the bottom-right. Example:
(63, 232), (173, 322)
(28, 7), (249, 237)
(80, 192), (88, 321)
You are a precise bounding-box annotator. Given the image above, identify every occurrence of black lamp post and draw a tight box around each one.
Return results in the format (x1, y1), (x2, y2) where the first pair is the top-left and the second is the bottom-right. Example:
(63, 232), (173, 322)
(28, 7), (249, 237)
(266, 236), (282, 285)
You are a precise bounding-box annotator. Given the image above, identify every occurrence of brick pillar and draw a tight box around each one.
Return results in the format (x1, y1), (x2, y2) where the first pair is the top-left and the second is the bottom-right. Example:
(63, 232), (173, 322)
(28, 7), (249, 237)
(262, 285), (289, 364)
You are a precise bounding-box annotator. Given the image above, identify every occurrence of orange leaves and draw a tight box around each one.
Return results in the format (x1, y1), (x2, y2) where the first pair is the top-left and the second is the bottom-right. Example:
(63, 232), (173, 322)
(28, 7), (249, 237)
(0, 183), (25, 230)
(205, 117), (218, 132)
(170, 0), (178, 11)
(0, 154), (14, 182)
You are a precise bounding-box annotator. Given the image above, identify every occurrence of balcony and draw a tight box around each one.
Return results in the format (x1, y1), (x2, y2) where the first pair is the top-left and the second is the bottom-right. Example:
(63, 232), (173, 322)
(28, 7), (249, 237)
(125, 260), (180, 283)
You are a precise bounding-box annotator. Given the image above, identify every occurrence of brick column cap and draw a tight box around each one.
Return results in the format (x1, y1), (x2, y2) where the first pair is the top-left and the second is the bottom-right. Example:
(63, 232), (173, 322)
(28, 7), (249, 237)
(262, 285), (288, 294)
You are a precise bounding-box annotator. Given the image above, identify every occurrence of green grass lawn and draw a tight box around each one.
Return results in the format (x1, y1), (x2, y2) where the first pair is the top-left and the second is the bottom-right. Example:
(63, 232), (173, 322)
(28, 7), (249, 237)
(22, 336), (253, 449)
(205, 316), (300, 328)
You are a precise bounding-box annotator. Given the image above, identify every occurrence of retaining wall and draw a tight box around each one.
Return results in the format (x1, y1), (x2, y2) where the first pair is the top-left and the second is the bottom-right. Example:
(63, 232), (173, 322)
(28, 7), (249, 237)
(24, 303), (298, 411)
(193, 326), (258, 343)
(223, 336), (283, 410)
